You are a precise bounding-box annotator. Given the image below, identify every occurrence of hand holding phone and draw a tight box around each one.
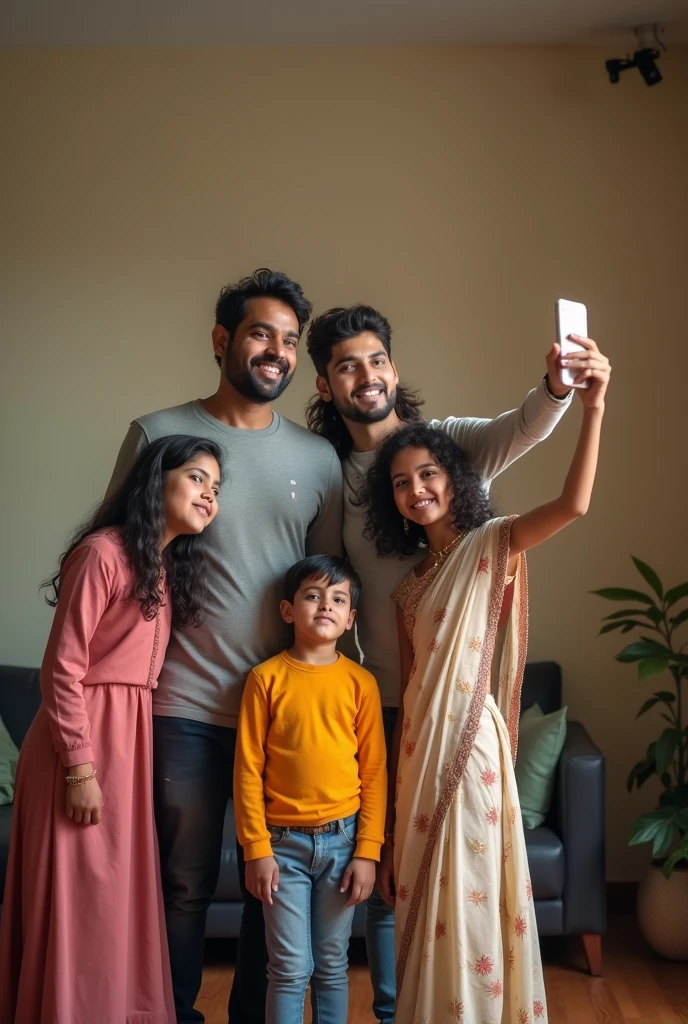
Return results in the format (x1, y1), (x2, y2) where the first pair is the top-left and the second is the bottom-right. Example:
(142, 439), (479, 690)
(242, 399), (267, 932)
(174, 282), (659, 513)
(555, 298), (590, 389)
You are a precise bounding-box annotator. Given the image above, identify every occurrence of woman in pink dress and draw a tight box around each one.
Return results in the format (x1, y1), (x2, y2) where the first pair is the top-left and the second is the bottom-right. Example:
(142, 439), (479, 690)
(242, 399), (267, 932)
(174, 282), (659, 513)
(0, 434), (222, 1024)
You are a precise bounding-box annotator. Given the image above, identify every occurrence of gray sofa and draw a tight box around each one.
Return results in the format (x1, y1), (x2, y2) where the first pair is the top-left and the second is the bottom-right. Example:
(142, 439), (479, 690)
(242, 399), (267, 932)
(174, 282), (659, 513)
(0, 660), (606, 973)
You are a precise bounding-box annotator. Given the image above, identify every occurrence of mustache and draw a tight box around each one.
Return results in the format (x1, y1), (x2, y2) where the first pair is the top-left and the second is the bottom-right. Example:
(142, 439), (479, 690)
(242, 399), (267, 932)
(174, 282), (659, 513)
(250, 355), (289, 376)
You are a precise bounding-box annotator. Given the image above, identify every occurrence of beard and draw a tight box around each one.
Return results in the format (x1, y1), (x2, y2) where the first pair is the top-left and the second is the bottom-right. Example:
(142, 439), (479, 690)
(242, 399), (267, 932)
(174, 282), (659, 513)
(225, 354), (294, 404)
(334, 385), (397, 424)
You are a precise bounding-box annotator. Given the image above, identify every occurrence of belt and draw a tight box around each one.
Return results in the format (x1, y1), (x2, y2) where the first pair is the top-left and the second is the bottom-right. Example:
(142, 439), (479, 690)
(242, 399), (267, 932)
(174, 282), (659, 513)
(289, 823), (337, 835)
(270, 820), (341, 836)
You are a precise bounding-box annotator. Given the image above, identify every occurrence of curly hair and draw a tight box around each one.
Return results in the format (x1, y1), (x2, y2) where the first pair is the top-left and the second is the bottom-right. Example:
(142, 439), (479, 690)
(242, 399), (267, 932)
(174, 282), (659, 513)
(362, 422), (494, 558)
(42, 435), (223, 629)
(214, 268), (312, 367)
(304, 304), (423, 460)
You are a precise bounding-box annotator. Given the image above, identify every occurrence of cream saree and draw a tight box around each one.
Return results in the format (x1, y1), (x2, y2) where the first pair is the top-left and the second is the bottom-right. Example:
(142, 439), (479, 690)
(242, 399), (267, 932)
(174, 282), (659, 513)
(392, 517), (547, 1024)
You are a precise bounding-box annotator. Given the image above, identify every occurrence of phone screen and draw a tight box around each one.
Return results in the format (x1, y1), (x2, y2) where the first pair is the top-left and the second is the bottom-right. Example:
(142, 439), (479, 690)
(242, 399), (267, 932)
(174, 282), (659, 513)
(556, 299), (588, 388)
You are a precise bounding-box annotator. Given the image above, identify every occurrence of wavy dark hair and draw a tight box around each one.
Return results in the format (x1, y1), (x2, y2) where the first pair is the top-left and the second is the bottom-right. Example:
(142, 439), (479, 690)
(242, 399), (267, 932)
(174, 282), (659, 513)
(214, 268), (312, 367)
(42, 435), (223, 628)
(362, 422), (494, 558)
(305, 304), (424, 460)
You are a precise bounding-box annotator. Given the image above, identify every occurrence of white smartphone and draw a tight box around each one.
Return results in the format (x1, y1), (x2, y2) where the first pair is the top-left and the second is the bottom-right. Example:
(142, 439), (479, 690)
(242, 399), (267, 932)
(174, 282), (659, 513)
(555, 298), (589, 389)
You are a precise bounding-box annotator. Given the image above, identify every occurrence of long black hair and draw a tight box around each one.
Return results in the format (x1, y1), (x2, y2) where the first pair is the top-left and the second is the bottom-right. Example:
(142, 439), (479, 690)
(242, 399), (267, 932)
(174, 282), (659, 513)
(362, 422), (493, 558)
(305, 304), (424, 460)
(42, 435), (223, 628)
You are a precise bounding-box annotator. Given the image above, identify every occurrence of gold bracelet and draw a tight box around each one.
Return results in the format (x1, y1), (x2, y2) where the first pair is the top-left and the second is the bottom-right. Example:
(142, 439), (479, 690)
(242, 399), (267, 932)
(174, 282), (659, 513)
(65, 769), (97, 786)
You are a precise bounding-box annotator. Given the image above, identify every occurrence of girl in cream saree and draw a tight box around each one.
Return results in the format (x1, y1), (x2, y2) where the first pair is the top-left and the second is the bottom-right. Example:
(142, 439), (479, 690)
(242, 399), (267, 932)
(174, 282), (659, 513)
(363, 369), (607, 1024)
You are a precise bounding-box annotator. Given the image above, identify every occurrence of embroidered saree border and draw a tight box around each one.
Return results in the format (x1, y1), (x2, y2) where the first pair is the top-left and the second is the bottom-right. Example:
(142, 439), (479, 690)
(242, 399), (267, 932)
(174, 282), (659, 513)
(506, 551), (529, 763)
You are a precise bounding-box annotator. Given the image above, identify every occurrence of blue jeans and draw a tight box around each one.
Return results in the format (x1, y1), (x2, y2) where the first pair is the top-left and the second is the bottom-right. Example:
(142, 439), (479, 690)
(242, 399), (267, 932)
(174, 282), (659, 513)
(263, 816), (358, 1024)
(153, 716), (267, 1023)
(365, 706), (397, 1024)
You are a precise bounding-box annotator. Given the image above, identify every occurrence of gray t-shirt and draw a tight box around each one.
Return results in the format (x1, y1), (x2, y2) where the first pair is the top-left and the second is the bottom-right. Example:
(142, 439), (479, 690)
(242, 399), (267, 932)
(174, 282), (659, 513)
(342, 380), (571, 707)
(106, 401), (343, 728)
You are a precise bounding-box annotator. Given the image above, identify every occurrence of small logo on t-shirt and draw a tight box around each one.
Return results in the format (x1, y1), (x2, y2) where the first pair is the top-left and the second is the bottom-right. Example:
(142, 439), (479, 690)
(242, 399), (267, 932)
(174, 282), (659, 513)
(290, 479), (297, 501)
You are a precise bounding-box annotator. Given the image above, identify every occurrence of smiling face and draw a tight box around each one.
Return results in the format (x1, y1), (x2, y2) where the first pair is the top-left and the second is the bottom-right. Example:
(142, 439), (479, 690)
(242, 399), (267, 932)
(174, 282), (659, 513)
(390, 446), (455, 529)
(316, 332), (399, 425)
(280, 575), (356, 644)
(162, 453), (221, 543)
(213, 296), (299, 404)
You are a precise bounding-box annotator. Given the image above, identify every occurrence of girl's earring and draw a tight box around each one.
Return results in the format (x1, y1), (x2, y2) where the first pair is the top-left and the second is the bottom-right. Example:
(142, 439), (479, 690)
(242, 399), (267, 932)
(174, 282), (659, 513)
(403, 518), (409, 534)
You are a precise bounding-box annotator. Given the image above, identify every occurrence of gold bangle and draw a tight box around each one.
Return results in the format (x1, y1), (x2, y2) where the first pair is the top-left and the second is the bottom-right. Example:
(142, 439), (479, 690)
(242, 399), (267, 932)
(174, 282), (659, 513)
(65, 769), (97, 786)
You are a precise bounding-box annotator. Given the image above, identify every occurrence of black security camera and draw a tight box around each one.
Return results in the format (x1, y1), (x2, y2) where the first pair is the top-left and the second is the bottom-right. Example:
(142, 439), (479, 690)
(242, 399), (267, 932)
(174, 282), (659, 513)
(635, 48), (662, 85)
(605, 45), (663, 86)
(605, 57), (632, 84)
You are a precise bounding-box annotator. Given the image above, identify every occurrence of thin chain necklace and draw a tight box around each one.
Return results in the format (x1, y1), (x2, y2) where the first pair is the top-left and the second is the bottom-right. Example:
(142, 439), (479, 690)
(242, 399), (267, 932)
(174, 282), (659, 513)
(428, 532), (464, 567)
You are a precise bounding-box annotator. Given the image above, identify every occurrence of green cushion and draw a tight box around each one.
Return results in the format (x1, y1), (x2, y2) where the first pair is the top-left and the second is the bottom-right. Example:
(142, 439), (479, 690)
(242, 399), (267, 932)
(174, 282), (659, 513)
(515, 703), (567, 830)
(0, 714), (20, 806)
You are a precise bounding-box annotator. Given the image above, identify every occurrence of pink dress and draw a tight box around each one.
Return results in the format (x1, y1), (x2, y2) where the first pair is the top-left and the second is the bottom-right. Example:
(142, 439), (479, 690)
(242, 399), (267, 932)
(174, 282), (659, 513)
(0, 530), (176, 1024)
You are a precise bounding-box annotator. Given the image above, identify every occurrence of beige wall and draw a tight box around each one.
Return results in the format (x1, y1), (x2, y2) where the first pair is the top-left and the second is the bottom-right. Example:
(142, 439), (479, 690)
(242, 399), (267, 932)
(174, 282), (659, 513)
(1, 46), (687, 880)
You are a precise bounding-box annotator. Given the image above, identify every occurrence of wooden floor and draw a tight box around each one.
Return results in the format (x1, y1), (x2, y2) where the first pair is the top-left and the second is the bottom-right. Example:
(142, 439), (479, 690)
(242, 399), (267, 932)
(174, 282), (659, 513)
(197, 915), (688, 1023)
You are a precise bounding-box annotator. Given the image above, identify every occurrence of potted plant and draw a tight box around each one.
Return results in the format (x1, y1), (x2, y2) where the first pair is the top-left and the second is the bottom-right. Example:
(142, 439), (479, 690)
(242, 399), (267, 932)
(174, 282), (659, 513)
(593, 557), (688, 960)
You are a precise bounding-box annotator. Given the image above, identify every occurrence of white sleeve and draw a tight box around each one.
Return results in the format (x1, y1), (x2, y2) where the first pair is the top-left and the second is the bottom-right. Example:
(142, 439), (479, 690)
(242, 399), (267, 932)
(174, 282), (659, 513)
(429, 378), (571, 484)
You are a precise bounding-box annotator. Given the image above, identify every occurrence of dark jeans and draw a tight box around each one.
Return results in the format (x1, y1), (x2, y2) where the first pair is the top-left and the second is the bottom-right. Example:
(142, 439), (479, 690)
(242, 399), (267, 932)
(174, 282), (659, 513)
(365, 705), (398, 1024)
(153, 716), (267, 1024)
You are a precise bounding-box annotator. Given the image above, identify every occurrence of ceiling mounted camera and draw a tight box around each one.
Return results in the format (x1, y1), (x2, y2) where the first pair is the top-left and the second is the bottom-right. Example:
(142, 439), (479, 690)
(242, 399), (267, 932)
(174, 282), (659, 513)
(605, 24), (665, 86)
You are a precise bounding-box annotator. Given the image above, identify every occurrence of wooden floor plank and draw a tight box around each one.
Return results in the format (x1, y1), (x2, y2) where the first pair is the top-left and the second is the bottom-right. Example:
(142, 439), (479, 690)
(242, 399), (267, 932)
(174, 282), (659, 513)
(199, 915), (687, 1024)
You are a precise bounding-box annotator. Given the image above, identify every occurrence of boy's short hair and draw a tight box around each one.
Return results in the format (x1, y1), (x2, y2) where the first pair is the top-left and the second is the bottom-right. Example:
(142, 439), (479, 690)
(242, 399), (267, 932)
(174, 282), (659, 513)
(283, 555), (362, 610)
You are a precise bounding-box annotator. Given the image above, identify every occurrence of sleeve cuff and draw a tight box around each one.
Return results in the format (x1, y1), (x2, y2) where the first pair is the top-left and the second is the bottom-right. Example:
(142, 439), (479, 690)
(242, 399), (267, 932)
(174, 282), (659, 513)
(242, 838), (274, 861)
(355, 838), (382, 861)
(60, 744), (95, 768)
(542, 375), (573, 403)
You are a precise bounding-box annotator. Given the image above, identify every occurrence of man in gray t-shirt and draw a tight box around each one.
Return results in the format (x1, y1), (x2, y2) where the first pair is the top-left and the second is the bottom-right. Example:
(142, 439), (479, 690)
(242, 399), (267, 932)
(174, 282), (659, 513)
(107, 271), (342, 1024)
(305, 304), (611, 1024)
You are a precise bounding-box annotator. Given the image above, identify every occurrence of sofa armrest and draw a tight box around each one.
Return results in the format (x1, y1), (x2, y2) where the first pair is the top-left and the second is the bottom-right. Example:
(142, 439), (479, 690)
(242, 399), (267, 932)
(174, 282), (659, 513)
(554, 720), (606, 935)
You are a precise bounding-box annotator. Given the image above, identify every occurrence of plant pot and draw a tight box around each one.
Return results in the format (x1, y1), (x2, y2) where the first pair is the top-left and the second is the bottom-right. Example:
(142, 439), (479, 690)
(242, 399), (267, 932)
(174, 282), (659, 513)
(636, 860), (688, 961)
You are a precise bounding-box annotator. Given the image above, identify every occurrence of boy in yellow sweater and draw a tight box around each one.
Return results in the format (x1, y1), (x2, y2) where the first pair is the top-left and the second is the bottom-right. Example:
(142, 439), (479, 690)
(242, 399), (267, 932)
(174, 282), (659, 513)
(234, 554), (387, 1024)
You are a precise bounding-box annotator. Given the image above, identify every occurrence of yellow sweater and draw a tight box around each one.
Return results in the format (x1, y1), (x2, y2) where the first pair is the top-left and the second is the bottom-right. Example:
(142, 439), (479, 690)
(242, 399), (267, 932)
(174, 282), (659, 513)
(234, 650), (387, 862)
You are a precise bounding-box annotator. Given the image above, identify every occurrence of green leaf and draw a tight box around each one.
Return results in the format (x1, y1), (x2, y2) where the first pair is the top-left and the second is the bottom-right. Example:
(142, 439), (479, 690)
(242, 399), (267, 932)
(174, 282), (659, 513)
(626, 759), (656, 792)
(632, 558), (664, 600)
(654, 690), (675, 703)
(599, 621), (643, 635)
(591, 587), (656, 604)
(637, 658), (670, 679)
(670, 608), (688, 629)
(645, 605), (664, 625)
(640, 635), (672, 651)
(628, 808), (676, 856)
(603, 608), (661, 622)
(616, 640), (672, 663)
(662, 845), (688, 879)
(628, 809), (677, 858)
(665, 581), (688, 608)
(653, 823), (676, 858)
(636, 693), (675, 718)
(655, 728), (681, 775)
